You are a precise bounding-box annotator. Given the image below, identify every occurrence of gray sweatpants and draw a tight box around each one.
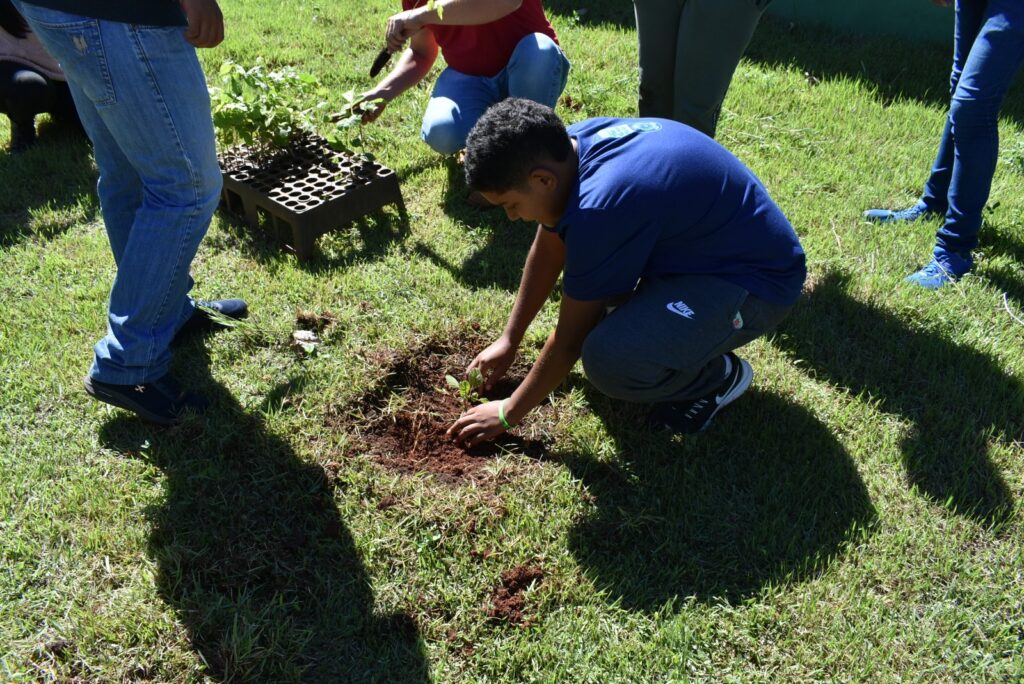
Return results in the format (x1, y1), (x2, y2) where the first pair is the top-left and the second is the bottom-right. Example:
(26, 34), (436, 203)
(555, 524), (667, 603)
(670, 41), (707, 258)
(633, 0), (772, 137)
(580, 274), (792, 403)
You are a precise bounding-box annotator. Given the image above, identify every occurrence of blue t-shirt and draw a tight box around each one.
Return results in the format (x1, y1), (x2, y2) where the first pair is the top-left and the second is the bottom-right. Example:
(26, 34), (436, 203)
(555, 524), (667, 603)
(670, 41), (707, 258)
(553, 118), (806, 306)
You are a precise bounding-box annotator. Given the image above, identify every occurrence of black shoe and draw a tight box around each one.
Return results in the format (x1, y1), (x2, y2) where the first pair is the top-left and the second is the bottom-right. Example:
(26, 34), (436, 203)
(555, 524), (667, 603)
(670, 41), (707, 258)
(84, 373), (208, 425)
(10, 120), (37, 153)
(175, 298), (248, 340)
(649, 352), (753, 434)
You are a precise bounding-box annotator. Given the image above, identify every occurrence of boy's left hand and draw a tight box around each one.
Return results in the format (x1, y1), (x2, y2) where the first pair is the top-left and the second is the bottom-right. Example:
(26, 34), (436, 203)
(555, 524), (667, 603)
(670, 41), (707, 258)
(447, 401), (507, 447)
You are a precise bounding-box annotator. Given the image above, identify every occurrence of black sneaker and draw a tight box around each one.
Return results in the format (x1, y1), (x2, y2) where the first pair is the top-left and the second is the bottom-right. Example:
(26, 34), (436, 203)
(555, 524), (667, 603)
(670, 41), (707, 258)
(10, 119), (37, 153)
(175, 298), (248, 340)
(649, 352), (753, 434)
(84, 373), (208, 425)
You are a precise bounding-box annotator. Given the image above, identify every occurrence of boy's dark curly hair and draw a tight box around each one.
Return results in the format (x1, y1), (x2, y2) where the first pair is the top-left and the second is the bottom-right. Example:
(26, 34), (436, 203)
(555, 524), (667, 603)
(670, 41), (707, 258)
(0, 0), (29, 39)
(463, 98), (572, 193)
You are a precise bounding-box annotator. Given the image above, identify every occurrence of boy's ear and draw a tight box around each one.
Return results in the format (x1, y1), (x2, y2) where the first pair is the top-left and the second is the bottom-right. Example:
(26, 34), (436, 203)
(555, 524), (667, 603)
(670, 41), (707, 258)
(529, 166), (558, 191)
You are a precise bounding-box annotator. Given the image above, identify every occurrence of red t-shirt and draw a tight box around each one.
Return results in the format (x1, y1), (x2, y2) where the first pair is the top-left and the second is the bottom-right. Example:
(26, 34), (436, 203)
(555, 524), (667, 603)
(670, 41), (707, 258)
(401, 0), (558, 78)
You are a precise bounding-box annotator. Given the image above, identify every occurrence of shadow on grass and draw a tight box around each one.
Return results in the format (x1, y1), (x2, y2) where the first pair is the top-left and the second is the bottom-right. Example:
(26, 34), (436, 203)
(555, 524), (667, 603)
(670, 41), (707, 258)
(209, 203), (410, 276)
(97, 341), (429, 683)
(0, 122), (95, 247)
(563, 388), (876, 609)
(774, 270), (1019, 524)
(982, 219), (1024, 264)
(544, 5), (1024, 124)
(746, 16), (1024, 122)
(983, 259), (1024, 311)
(544, 0), (635, 29)
(403, 158), (537, 291)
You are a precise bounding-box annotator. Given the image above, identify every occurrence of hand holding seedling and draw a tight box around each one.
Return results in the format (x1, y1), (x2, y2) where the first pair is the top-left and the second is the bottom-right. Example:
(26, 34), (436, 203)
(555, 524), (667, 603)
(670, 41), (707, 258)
(447, 397), (510, 447)
(330, 93), (386, 127)
(468, 336), (516, 392)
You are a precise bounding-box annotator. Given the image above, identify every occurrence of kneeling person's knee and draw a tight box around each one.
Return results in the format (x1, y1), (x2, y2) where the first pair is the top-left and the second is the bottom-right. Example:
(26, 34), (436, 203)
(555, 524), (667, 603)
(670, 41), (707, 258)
(581, 328), (633, 399)
(421, 117), (468, 156)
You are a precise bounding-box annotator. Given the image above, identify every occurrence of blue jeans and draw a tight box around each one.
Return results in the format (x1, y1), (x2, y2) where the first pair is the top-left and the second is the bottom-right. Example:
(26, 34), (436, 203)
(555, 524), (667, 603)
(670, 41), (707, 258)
(421, 32), (570, 155)
(14, 2), (222, 385)
(920, 0), (1024, 256)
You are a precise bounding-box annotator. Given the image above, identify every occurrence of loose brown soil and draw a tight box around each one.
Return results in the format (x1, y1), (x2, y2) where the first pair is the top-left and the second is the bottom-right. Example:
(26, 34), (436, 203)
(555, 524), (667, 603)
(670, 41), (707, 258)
(345, 334), (553, 482)
(487, 565), (544, 625)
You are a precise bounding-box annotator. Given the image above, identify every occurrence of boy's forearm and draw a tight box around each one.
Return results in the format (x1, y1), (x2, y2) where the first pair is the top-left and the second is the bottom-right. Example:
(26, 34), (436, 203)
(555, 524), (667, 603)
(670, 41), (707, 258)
(503, 330), (579, 423)
(503, 227), (565, 345)
(504, 291), (605, 425)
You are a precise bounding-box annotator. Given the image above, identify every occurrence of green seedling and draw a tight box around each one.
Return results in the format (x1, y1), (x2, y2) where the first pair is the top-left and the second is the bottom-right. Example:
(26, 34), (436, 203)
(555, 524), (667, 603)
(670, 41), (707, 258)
(209, 58), (327, 156)
(445, 367), (487, 405)
(325, 89), (383, 154)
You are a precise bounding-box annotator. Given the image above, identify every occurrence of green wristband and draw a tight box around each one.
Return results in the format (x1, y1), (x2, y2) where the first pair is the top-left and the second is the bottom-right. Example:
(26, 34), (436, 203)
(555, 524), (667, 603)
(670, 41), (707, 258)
(498, 399), (512, 430)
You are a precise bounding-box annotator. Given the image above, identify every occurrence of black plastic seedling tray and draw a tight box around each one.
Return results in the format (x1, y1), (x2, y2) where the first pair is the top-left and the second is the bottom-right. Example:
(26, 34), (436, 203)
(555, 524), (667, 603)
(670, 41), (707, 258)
(219, 135), (404, 261)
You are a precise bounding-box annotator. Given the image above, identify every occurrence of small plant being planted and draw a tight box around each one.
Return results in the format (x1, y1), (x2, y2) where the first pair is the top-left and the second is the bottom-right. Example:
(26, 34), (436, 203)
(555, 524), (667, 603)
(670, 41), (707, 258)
(211, 59), (403, 261)
(336, 333), (554, 482)
(446, 367), (487, 407)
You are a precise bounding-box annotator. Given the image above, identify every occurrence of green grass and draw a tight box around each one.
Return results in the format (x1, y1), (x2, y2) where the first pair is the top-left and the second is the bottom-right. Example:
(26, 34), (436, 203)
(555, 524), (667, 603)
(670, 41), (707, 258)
(2, 3), (1024, 682)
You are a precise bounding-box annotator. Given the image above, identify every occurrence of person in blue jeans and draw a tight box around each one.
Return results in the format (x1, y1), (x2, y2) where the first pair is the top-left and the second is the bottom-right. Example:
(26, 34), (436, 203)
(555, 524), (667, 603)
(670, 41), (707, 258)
(360, 0), (570, 156)
(447, 99), (806, 445)
(865, 0), (1024, 289)
(14, 0), (247, 425)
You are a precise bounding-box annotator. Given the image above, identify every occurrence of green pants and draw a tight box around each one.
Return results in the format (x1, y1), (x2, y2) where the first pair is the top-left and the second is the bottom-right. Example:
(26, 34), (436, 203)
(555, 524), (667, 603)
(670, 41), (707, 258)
(633, 0), (770, 137)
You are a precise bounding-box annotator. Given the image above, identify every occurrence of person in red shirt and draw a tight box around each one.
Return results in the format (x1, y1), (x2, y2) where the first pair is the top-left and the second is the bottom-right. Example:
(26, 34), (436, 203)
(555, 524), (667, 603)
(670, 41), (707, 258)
(362, 0), (570, 155)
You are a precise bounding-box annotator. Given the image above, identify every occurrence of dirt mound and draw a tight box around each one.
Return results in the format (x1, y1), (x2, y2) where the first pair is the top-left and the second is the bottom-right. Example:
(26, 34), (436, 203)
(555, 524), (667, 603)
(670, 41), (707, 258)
(348, 334), (552, 481)
(487, 565), (544, 625)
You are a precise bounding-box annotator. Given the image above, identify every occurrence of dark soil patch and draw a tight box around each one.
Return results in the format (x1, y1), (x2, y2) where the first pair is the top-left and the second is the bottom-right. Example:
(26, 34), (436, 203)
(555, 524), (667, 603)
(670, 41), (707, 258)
(346, 334), (554, 482)
(295, 309), (338, 333)
(487, 565), (544, 625)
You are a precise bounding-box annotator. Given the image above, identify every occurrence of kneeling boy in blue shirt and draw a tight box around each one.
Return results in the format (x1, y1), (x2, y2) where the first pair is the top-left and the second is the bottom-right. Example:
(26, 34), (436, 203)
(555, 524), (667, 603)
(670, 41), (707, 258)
(447, 98), (806, 445)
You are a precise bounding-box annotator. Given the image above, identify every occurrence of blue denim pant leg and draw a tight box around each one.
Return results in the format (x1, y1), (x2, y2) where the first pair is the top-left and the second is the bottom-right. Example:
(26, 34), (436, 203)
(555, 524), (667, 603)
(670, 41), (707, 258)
(421, 33), (570, 155)
(421, 67), (500, 155)
(922, 0), (1024, 255)
(503, 32), (570, 108)
(15, 4), (221, 384)
(920, 0), (985, 213)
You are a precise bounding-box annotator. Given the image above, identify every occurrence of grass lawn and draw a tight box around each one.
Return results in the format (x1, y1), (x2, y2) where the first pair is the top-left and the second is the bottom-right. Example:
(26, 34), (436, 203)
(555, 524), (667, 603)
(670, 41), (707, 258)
(2, 1), (1024, 681)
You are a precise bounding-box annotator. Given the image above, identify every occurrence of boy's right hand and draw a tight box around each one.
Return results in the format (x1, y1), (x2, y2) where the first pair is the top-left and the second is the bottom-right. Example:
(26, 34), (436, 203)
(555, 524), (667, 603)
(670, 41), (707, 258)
(468, 336), (517, 391)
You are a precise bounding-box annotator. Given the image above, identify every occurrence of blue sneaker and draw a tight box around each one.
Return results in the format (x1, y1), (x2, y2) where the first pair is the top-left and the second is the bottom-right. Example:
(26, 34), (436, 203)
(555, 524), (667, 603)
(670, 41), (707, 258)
(175, 298), (248, 340)
(863, 201), (942, 224)
(904, 251), (972, 289)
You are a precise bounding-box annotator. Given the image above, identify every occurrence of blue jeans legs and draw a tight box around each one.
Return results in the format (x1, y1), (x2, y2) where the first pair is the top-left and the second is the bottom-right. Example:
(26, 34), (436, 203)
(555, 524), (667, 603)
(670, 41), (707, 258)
(14, 4), (222, 385)
(421, 32), (570, 155)
(920, 0), (1024, 257)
